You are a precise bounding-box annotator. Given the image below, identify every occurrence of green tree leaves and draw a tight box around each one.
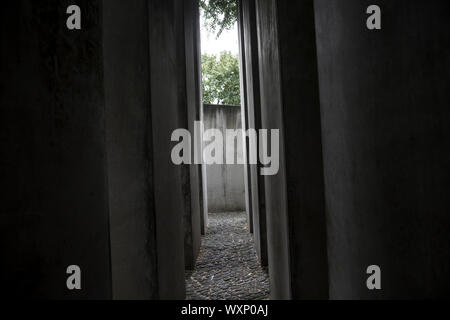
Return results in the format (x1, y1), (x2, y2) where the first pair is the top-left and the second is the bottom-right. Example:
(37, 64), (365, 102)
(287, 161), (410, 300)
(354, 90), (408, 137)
(200, 1), (240, 105)
(200, 0), (238, 38)
(202, 52), (241, 106)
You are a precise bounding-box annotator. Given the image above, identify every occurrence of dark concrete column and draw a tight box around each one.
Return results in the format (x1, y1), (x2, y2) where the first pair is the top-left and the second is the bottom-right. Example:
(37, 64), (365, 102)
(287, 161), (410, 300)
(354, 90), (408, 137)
(192, 0), (209, 238)
(147, 0), (188, 299)
(200, 120), (209, 235)
(182, 0), (202, 270)
(237, 0), (254, 235)
(104, 0), (192, 299)
(103, 0), (158, 300)
(315, 0), (450, 299)
(240, 0), (268, 266)
(1, 0), (193, 300)
(198, 3), (209, 234)
(0, 0), (112, 299)
(255, 0), (329, 299)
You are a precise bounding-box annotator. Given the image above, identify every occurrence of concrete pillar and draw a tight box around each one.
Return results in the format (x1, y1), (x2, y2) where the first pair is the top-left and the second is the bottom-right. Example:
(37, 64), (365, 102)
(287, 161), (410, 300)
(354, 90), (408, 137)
(1, 0), (191, 300)
(255, 0), (330, 299)
(200, 121), (210, 235)
(315, 0), (450, 299)
(104, 0), (192, 299)
(182, 0), (203, 270)
(0, 0), (112, 299)
(238, 1), (254, 234)
(198, 1), (209, 234)
(147, 0), (189, 299)
(240, 0), (268, 266)
(103, 0), (159, 299)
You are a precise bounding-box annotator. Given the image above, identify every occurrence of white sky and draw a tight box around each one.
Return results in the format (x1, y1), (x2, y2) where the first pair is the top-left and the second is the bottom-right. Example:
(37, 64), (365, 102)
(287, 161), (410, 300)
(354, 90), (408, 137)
(200, 18), (239, 55)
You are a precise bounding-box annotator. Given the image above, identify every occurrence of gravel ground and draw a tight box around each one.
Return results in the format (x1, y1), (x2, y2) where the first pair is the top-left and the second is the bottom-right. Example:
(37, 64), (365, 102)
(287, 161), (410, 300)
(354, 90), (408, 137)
(185, 212), (270, 300)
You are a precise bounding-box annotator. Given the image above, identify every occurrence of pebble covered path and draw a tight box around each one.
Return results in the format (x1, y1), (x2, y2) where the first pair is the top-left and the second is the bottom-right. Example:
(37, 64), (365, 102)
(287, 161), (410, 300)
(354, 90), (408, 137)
(185, 212), (270, 300)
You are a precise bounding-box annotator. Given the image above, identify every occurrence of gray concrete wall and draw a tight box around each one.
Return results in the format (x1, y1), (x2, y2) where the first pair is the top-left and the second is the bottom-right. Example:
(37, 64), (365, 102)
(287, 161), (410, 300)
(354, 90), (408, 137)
(255, 0), (330, 299)
(315, 0), (450, 299)
(0, 0), (112, 299)
(204, 105), (246, 213)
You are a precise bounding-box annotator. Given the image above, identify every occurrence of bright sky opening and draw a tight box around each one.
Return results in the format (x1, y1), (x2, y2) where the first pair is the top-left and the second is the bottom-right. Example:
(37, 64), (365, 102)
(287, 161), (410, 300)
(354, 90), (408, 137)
(200, 16), (239, 55)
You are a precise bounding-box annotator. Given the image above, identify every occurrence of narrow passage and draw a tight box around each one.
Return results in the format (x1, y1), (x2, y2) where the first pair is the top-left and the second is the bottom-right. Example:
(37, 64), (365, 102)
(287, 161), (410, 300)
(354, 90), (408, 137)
(186, 212), (270, 300)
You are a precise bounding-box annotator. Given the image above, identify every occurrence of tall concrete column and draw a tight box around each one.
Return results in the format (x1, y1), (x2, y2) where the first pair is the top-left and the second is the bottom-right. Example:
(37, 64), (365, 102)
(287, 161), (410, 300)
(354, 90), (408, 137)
(238, 0), (254, 236)
(103, 0), (159, 300)
(0, 0), (112, 299)
(255, 0), (329, 299)
(0, 0), (191, 300)
(240, 0), (268, 266)
(198, 7), (209, 236)
(147, 0), (189, 299)
(315, 0), (450, 299)
(182, 0), (203, 270)
(104, 0), (192, 299)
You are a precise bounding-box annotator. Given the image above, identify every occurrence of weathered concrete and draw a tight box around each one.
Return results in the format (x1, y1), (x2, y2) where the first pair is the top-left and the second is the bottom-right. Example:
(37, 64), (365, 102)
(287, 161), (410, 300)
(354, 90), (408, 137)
(0, 0), (111, 299)
(199, 11), (209, 235)
(104, 0), (197, 299)
(200, 120), (210, 235)
(0, 0), (193, 300)
(182, 0), (203, 271)
(315, 0), (450, 299)
(240, 0), (268, 266)
(255, 0), (330, 299)
(148, 0), (188, 299)
(103, 0), (158, 299)
(204, 105), (246, 213)
(237, 1), (254, 236)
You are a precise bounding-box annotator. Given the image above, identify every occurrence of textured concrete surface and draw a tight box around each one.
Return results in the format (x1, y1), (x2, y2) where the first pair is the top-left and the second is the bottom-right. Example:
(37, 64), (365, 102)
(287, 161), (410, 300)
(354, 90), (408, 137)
(186, 212), (270, 300)
(106, 0), (198, 299)
(204, 105), (246, 213)
(255, 0), (291, 299)
(0, 0), (112, 299)
(183, 0), (203, 271)
(240, 0), (268, 266)
(315, 0), (450, 299)
(148, 0), (189, 299)
(237, 0), (254, 241)
(103, 0), (158, 300)
(3, 0), (450, 301)
(255, 0), (329, 299)
(0, 0), (194, 300)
